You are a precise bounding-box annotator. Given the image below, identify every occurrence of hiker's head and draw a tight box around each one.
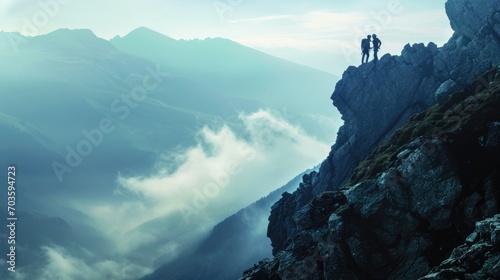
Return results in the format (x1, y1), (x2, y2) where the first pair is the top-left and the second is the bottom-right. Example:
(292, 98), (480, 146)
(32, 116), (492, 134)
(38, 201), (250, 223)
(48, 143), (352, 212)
(372, 34), (377, 38)
(367, 35), (371, 39)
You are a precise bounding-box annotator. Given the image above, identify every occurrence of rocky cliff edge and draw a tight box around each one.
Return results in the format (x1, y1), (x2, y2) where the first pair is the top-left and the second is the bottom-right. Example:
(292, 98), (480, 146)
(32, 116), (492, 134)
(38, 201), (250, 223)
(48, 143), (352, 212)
(242, 0), (500, 279)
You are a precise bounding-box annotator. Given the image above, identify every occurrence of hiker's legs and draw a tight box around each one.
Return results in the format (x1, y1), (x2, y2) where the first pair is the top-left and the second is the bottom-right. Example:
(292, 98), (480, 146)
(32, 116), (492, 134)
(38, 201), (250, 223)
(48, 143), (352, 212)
(365, 53), (370, 63)
(374, 51), (378, 61)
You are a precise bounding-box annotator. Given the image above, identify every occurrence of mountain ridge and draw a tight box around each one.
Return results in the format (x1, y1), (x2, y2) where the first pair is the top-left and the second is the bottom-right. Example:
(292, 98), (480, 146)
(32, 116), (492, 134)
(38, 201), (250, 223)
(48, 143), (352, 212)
(115, 27), (335, 76)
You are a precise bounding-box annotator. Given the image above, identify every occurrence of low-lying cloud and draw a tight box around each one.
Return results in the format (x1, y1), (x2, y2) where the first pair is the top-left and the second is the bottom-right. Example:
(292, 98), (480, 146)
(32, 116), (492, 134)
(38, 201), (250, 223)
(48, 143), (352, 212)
(66, 109), (337, 278)
(115, 110), (330, 227)
(0, 110), (338, 280)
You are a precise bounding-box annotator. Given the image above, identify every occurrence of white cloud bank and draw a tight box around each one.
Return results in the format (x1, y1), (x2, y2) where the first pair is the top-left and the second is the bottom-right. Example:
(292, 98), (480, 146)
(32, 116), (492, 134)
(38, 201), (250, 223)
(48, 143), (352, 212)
(73, 110), (334, 268)
(115, 110), (330, 229)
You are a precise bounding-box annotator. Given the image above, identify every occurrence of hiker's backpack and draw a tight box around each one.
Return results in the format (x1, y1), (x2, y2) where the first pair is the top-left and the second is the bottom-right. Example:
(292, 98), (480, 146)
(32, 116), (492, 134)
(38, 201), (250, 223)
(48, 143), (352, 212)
(361, 39), (370, 50)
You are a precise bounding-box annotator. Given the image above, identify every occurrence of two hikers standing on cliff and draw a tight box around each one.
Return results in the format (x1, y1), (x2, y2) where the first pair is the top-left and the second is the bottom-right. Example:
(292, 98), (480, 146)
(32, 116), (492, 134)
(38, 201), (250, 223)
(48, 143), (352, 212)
(361, 34), (382, 64)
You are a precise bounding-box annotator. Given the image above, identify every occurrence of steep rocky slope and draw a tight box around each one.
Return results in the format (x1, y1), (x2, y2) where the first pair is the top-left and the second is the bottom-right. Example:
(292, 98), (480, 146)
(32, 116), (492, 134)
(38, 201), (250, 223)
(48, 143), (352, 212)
(242, 0), (500, 279)
(242, 58), (500, 280)
(317, 0), (500, 195)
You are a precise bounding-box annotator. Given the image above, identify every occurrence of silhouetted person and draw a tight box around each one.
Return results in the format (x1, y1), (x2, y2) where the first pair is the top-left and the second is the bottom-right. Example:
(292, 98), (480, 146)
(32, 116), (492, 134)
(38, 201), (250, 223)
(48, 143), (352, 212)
(372, 34), (382, 62)
(361, 35), (371, 64)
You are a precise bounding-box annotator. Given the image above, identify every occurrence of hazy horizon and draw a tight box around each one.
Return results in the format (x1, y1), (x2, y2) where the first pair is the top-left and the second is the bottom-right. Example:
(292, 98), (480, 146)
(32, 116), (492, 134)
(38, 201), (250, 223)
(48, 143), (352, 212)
(0, 0), (453, 75)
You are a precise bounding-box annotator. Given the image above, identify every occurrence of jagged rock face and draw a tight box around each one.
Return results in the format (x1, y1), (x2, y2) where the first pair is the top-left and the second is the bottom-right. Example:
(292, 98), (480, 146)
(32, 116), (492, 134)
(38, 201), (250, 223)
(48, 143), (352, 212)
(446, 0), (500, 41)
(268, 173), (317, 254)
(434, 0), (500, 95)
(317, 0), (500, 196)
(242, 68), (500, 279)
(264, 0), (500, 258)
(321, 43), (440, 195)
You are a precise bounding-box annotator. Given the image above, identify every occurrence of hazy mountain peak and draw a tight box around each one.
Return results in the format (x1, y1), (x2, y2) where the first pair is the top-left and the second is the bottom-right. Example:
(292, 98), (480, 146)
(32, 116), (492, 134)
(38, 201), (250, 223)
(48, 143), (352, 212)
(118, 26), (177, 44)
(43, 28), (99, 41)
(22, 28), (121, 59)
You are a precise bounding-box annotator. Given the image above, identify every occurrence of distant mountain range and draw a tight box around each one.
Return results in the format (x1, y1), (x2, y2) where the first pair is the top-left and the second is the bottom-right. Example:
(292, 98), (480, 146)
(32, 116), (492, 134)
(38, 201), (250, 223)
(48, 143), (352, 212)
(0, 27), (339, 279)
(0, 26), (338, 194)
(111, 27), (340, 141)
(111, 27), (337, 116)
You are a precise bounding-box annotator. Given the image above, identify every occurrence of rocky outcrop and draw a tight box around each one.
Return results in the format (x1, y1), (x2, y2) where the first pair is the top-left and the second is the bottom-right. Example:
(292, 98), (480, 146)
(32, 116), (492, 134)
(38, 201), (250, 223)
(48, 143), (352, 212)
(242, 64), (500, 280)
(268, 172), (317, 254)
(321, 43), (440, 194)
(445, 0), (500, 41)
(432, 0), (500, 95)
(242, 0), (500, 278)
(264, 0), (500, 258)
(317, 0), (500, 195)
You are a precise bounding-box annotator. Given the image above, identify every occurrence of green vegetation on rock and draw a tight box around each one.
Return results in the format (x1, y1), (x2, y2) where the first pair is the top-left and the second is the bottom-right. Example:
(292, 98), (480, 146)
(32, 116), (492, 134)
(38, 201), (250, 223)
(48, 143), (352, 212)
(347, 66), (500, 187)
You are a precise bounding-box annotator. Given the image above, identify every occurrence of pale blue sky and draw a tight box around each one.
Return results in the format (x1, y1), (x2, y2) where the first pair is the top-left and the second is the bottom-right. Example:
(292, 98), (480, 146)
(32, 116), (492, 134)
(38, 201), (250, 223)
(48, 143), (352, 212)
(0, 0), (453, 72)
